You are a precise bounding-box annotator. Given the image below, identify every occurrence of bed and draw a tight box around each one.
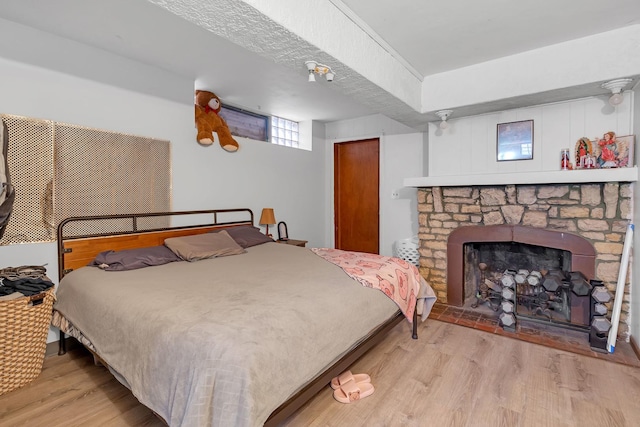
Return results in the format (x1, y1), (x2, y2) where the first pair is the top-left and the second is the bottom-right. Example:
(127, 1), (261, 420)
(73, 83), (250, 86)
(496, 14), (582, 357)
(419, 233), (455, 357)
(52, 209), (435, 426)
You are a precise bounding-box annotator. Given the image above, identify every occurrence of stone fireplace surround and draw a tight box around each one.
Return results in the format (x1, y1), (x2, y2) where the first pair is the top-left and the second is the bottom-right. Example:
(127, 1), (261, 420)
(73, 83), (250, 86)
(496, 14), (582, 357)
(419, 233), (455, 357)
(417, 182), (633, 339)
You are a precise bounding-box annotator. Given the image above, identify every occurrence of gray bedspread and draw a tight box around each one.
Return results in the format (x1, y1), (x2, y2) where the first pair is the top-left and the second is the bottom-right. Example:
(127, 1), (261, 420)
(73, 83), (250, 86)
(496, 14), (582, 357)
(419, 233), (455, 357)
(54, 243), (423, 427)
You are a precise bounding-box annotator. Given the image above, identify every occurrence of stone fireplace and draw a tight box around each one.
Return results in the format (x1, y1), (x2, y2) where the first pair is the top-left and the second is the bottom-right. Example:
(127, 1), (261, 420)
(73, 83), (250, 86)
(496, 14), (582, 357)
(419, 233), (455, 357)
(417, 182), (633, 338)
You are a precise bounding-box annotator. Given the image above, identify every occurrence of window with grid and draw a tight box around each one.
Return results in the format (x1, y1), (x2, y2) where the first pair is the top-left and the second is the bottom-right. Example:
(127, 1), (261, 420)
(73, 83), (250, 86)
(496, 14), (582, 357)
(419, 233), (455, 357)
(271, 116), (299, 148)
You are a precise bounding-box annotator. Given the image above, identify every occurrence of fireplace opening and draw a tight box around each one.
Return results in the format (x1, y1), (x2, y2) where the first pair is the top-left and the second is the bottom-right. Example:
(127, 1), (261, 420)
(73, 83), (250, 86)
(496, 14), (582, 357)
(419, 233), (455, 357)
(463, 241), (591, 329)
(447, 225), (597, 332)
(464, 241), (571, 301)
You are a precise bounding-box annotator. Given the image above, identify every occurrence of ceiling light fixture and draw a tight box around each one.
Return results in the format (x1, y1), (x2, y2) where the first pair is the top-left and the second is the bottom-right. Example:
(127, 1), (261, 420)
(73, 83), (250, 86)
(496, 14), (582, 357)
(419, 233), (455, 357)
(435, 110), (453, 129)
(601, 78), (632, 106)
(305, 61), (335, 82)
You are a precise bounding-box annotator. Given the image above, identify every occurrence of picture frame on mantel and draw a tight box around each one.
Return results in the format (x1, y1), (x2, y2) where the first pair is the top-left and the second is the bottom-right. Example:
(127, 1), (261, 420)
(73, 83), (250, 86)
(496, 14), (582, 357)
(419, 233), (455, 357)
(497, 119), (534, 161)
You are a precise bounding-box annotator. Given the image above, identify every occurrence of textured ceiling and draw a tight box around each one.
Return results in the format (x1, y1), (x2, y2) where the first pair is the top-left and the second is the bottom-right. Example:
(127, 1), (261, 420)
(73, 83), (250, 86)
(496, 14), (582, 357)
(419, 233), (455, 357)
(0, 0), (639, 131)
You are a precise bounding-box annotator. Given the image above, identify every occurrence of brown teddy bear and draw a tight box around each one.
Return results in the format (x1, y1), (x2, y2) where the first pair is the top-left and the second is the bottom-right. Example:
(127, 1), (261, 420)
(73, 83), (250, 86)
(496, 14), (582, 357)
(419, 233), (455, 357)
(194, 90), (239, 152)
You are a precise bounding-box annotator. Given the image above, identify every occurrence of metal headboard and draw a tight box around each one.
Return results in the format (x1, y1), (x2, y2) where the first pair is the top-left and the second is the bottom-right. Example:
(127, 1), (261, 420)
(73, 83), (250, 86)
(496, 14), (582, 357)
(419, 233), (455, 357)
(57, 209), (253, 280)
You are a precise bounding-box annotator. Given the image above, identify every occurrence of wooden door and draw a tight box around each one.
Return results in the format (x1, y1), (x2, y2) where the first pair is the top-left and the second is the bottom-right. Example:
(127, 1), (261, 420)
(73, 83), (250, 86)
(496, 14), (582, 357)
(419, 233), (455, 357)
(334, 138), (379, 253)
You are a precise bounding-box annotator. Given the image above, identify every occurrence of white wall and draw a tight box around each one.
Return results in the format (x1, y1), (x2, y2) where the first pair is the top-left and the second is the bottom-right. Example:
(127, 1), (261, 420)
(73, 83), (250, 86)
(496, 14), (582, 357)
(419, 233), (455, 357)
(428, 93), (634, 176)
(380, 134), (423, 256)
(325, 114), (425, 256)
(0, 54), (327, 248)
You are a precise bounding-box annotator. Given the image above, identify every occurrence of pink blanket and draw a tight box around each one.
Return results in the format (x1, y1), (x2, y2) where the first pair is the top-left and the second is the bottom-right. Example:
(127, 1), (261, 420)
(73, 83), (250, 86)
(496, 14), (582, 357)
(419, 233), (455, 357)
(311, 248), (420, 322)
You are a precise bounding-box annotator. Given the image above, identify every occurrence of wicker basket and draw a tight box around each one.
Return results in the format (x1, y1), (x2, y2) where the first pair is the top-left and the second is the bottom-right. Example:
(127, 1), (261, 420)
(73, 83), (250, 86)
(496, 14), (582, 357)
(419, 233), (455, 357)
(394, 236), (420, 266)
(0, 287), (55, 395)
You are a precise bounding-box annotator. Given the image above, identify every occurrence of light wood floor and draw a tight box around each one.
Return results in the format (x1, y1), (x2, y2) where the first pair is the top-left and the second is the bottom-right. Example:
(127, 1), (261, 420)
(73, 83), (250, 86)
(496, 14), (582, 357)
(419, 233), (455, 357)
(2, 320), (640, 427)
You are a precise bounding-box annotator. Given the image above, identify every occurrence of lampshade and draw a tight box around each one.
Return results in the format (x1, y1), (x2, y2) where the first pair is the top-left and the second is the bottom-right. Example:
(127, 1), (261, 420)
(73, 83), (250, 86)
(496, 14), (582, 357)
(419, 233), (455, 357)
(259, 208), (276, 225)
(601, 78), (632, 108)
(609, 93), (624, 106)
(435, 109), (452, 130)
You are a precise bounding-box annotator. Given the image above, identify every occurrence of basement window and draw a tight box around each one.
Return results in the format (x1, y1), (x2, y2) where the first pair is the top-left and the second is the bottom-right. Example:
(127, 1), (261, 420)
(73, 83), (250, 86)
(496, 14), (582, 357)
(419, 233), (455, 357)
(271, 116), (299, 148)
(219, 105), (269, 142)
(219, 106), (301, 149)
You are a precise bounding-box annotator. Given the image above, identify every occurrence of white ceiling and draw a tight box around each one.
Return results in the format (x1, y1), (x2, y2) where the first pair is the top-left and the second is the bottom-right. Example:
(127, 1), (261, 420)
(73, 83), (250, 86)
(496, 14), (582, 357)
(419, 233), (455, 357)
(0, 0), (639, 131)
(341, 0), (640, 77)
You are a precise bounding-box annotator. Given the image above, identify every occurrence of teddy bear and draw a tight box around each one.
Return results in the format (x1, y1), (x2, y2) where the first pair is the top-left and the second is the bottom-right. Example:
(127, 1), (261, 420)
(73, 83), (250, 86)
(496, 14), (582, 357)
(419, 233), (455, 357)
(194, 90), (239, 152)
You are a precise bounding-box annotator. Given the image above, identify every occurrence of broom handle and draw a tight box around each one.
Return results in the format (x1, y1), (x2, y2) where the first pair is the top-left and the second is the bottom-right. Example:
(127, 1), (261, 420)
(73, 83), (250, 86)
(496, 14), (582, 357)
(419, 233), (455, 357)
(607, 223), (634, 353)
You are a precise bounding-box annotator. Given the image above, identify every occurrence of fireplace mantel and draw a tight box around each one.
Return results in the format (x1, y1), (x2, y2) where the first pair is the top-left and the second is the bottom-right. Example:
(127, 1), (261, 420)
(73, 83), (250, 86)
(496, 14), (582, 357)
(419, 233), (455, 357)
(404, 166), (638, 187)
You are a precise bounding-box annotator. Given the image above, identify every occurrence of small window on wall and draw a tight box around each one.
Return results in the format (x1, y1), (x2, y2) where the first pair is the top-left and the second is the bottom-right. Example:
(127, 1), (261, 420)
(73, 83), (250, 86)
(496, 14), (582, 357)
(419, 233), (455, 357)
(271, 116), (299, 148)
(219, 105), (269, 142)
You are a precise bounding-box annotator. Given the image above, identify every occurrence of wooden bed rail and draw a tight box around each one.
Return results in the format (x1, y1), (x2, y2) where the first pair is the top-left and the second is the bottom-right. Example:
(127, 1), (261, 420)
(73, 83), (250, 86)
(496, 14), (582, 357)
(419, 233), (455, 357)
(57, 209), (253, 280)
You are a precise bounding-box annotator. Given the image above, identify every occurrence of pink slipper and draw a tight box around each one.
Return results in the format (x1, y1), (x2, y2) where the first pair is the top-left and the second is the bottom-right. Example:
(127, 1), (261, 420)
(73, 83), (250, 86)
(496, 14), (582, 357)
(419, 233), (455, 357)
(333, 379), (375, 404)
(330, 370), (371, 390)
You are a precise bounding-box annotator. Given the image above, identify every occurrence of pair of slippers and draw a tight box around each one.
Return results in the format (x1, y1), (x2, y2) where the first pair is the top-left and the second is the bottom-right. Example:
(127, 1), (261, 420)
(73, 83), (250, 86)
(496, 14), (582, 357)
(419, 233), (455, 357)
(330, 370), (375, 404)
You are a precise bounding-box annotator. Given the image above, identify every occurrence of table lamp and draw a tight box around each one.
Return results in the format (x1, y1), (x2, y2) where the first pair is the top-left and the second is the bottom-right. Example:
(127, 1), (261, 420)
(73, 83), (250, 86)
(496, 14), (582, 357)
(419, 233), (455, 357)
(259, 208), (276, 237)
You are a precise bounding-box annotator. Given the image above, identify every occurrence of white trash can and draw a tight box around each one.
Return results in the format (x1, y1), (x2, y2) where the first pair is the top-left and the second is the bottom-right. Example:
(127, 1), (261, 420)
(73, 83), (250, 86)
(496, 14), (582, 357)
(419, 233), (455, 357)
(393, 236), (420, 266)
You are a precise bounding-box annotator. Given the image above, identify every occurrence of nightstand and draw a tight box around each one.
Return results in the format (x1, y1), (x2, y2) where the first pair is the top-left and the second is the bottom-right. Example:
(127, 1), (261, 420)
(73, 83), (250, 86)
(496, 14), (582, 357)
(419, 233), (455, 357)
(277, 239), (307, 247)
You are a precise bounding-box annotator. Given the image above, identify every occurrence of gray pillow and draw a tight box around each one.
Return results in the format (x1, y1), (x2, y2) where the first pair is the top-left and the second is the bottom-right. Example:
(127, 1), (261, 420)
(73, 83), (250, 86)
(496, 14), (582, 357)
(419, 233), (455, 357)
(164, 230), (246, 261)
(90, 245), (181, 271)
(224, 225), (274, 248)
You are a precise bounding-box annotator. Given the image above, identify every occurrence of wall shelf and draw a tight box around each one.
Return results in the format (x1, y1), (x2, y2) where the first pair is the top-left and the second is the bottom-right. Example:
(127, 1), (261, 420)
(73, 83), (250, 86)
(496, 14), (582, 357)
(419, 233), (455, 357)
(404, 166), (638, 188)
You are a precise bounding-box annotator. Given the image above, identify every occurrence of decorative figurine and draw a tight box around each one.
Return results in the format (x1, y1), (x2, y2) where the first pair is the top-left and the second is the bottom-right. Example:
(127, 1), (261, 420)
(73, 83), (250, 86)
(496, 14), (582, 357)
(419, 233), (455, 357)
(561, 148), (572, 170)
(597, 131), (618, 168)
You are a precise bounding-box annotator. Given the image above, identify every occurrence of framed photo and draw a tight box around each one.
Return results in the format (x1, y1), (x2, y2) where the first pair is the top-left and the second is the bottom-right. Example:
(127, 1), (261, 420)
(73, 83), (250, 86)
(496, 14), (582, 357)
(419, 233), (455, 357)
(592, 133), (635, 168)
(497, 120), (533, 161)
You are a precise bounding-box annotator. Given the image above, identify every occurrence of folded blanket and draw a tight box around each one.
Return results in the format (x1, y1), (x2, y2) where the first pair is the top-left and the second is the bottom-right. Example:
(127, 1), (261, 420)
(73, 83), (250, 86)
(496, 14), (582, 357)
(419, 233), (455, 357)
(0, 265), (54, 296)
(311, 248), (436, 322)
(0, 277), (54, 296)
